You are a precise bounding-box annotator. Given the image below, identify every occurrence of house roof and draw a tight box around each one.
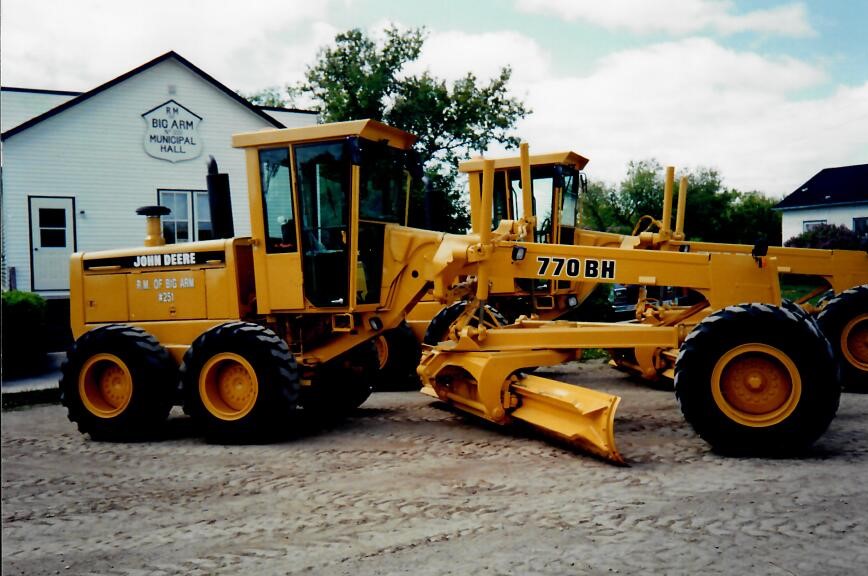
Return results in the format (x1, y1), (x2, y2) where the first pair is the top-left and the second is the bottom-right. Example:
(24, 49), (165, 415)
(775, 164), (868, 210)
(1, 51), (310, 140)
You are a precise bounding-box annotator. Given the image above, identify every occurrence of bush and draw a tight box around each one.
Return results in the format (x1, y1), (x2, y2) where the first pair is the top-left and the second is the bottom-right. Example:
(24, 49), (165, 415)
(784, 223), (867, 250)
(2, 290), (48, 377)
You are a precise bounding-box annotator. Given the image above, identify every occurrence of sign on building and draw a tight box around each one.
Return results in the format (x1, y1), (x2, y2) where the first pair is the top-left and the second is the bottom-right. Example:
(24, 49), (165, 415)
(142, 100), (203, 163)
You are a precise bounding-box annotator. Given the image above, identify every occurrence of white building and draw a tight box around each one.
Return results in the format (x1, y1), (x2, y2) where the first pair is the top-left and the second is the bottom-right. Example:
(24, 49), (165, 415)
(1, 51), (317, 296)
(775, 164), (868, 243)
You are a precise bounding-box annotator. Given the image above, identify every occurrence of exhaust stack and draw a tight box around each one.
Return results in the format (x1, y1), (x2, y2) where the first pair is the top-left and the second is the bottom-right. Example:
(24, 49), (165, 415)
(206, 156), (235, 239)
(135, 205), (171, 247)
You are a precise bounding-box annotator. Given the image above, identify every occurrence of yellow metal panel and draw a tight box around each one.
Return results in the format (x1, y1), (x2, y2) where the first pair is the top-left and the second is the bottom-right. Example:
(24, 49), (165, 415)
(127, 270), (207, 321)
(460, 151), (590, 173)
(83, 274), (129, 323)
(349, 165), (360, 310)
(205, 268), (234, 319)
(265, 252), (305, 310)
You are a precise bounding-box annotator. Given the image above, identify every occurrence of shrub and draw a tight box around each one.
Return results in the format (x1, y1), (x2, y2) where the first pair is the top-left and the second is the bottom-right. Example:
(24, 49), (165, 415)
(784, 223), (866, 250)
(2, 290), (48, 377)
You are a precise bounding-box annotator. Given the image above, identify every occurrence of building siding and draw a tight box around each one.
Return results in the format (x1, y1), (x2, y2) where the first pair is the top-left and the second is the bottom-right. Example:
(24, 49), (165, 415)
(2, 58), (315, 294)
(0, 89), (78, 133)
(780, 204), (868, 243)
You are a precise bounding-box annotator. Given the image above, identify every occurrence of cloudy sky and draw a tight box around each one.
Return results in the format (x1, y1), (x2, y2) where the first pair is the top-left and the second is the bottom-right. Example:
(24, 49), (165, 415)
(3, 0), (866, 197)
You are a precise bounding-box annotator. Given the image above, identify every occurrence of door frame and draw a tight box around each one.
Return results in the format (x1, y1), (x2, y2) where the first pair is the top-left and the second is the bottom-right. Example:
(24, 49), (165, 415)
(28, 195), (77, 292)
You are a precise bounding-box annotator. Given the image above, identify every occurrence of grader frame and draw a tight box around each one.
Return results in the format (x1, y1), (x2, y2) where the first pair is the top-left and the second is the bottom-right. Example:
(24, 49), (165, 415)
(62, 120), (855, 463)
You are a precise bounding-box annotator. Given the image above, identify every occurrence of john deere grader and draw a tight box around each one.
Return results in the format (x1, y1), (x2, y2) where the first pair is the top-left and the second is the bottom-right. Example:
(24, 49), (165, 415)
(62, 120), (855, 463)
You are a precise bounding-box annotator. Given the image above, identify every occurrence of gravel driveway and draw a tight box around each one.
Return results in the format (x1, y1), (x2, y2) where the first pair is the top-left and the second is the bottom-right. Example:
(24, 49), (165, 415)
(3, 361), (866, 575)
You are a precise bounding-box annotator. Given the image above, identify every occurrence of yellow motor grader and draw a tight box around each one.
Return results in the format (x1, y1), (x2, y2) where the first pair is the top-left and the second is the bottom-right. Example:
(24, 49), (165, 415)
(404, 150), (866, 394)
(62, 119), (856, 463)
(450, 154), (867, 391)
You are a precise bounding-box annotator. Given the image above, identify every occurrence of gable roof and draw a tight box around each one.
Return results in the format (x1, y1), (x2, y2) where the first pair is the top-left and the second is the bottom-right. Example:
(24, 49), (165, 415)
(775, 164), (868, 210)
(2, 51), (290, 139)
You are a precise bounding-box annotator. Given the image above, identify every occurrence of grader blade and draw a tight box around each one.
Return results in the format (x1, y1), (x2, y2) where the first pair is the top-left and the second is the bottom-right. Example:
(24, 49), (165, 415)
(510, 374), (623, 464)
(419, 348), (623, 463)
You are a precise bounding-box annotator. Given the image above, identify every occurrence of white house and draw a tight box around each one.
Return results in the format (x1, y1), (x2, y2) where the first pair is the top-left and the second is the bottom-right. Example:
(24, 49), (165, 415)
(1, 51), (317, 296)
(775, 164), (868, 243)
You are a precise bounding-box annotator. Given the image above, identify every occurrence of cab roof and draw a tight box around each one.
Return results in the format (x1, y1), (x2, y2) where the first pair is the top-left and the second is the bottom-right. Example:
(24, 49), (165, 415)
(232, 119), (417, 150)
(459, 151), (589, 173)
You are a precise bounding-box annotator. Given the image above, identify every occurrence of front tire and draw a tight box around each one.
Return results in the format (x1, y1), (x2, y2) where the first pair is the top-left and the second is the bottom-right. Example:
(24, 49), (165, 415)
(181, 322), (299, 443)
(817, 285), (868, 392)
(675, 303), (839, 455)
(302, 341), (379, 416)
(374, 321), (422, 391)
(423, 301), (507, 346)
(60, 325), (175, 440)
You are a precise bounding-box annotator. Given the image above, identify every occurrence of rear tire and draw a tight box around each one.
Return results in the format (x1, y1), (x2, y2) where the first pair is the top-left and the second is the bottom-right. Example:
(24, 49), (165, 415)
(374, 321), (422, 391)
(181, 322), (299, 443)
(302, 341), (378, 415)
(675, 303), (839, 455)
(817, 285), (868, 392)
(423, 301), (507, 346)
(60, 325), (175, 440)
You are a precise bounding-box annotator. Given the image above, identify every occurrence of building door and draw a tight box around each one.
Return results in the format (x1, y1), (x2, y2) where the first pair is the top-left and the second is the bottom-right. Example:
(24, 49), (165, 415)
(29, 196), (75, 291)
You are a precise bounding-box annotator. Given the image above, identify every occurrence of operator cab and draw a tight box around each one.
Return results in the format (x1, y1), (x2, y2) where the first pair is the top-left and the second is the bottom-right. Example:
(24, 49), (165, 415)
(460, 151), (589, 246)
(233, 120), (420, 314)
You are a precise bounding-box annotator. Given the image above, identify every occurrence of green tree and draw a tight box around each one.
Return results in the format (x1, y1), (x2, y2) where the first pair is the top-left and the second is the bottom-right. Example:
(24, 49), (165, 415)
(679, 167), (738, 242)
(581, 161), (781, 246)
(248, 26), (529, 232)
(239, 86), (289, 107)
(725, 191), (782, 246)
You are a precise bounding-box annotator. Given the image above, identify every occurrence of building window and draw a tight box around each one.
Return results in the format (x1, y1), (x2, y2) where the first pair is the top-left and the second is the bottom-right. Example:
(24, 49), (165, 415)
(854, 217), (868, 238)
(158, 189), (213, 244)
(803, 219), (826, 232)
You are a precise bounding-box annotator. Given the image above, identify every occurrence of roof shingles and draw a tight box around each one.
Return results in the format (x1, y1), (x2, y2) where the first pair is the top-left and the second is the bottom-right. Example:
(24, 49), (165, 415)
(775, 164), (868, 210)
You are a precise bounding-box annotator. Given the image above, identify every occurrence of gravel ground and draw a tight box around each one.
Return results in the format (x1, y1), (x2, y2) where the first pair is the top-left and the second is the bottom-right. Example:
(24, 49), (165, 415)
(3, 361), (866, 575)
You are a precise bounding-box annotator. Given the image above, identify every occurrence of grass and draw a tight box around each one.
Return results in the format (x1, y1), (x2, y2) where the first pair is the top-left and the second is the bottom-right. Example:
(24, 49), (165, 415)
(780, 274), (830, 305)
(580, 348), (610, 362)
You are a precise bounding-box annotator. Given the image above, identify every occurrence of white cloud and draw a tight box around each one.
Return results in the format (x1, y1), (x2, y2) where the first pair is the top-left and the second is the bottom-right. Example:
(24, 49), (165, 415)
(407, 29), (552, 85)
(516, 0), (815, 37)
(1, 0), (337, 92)
(512, 37), (866, 196)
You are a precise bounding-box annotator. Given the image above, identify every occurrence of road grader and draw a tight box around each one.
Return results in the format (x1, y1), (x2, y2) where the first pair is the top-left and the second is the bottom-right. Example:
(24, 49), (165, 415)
(442, 152), (867, 392)
(62, 119), (863, 463)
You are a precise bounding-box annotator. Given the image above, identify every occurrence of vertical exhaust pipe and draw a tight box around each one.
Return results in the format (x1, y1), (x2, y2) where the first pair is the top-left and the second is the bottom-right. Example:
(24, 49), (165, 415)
(674, 176), (688, 240)
(207, 156), (235, 239)
(136, 205), (171, 247)
(662, 166), (675, 236)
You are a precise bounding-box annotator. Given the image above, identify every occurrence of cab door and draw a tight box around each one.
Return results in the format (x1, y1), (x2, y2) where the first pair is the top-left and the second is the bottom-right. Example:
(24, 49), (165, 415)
(293, 141), (351, 308)
(254, 147), (305, 311)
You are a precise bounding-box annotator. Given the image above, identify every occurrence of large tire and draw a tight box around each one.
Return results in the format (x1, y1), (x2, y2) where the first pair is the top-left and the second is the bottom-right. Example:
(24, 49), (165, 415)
(181, 322), (299, 443)
(302, 341), (378, 415)
(817, 285), (868, 392)
(374, 321), (422, 391)
(60, 325), (175, 440)
(675, 303), (839, 455)
(423, 301), (508, 346)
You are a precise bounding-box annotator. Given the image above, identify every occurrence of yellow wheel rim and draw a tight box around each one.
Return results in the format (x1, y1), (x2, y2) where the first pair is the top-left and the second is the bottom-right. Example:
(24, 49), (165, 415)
(840, 313), (868, 371)
(711, 344), (801, 427)
(199, 353), (258, 421)
(374, 336), (389, 370)
(79, 353), (133, 418)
